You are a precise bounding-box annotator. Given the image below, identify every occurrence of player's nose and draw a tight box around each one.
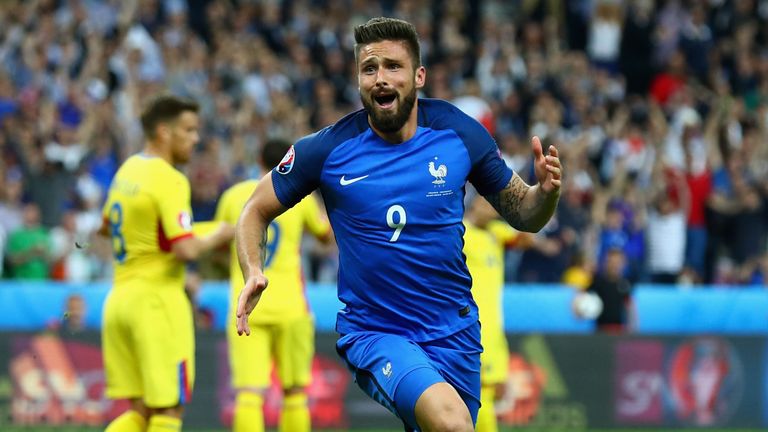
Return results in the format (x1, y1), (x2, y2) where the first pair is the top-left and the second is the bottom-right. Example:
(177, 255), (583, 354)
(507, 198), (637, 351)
(374, 69), (388, 86)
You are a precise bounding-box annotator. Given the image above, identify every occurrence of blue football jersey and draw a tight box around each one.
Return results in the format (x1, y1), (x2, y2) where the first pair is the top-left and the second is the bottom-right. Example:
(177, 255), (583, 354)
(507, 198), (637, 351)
(272, 98), (513, 341)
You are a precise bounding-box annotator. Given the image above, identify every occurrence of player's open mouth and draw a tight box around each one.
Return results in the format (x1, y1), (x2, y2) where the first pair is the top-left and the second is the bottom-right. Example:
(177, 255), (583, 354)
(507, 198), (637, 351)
(374, 93), (397, 109)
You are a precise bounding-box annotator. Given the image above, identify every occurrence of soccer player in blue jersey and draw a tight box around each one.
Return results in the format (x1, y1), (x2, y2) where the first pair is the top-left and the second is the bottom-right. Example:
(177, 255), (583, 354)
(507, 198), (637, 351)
(234, 17), (562, 432)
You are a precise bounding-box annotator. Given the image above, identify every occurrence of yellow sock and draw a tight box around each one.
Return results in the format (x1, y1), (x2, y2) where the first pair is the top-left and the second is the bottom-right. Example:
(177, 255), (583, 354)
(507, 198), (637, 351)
(233, 391), (264, 432)
(105, 410), (146, 432)
(476, 385), (498, 432)
(279, 393), (310, 432)
(146, 414), (181, 432)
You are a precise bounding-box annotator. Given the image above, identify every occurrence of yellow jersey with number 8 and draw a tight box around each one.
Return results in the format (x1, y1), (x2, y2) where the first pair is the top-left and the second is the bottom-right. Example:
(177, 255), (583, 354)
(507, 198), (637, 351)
(101, 154), (194, 289)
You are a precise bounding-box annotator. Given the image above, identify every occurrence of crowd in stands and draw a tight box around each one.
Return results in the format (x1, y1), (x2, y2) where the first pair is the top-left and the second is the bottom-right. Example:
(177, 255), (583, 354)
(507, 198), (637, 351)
(0, 0), (766, 287)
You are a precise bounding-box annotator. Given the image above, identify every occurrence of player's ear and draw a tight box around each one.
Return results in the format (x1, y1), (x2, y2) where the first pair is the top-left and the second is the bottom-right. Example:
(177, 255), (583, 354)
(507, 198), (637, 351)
(157, 123), (171, 142)
(415, 66), (426, 89)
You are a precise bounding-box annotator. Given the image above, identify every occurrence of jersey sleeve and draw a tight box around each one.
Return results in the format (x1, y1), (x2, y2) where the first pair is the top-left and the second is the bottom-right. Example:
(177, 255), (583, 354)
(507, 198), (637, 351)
(271, 130), (329, 209)
(155, 170), (194, 243)
(300, 194), (331, 238)
(425, 100), (513, 195)
(464, 124), (513, 196)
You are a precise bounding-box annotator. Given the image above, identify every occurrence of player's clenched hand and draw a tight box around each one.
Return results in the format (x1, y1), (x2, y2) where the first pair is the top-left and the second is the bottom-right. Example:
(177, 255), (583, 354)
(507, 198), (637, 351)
(235, 273), (268, 336)
(531, 136), (562, 194)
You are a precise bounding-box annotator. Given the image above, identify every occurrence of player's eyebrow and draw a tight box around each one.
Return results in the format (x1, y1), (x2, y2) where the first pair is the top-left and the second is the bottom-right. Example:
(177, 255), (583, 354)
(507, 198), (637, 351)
(360, 57), (379, 67)
(360, 56), (403, 68)
(381, 57), (403, 65)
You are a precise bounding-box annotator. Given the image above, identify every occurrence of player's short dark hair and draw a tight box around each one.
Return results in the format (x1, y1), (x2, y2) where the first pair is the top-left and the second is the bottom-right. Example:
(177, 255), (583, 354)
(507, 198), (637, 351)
(354, 17), (421, 68)
(261, 138), (292, 169)
(140, 95), (199, 139)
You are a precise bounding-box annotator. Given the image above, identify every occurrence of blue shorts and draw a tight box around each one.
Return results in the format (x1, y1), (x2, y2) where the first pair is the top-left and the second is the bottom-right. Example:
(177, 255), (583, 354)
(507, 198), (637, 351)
(336, 322), (482, 431)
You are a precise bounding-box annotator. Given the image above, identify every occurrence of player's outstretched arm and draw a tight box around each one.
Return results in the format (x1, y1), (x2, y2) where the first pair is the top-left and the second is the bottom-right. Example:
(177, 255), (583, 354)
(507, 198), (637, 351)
(171, 222), (235, 261)
(235, 172), (288, 335)
(484, 136), (561, 233)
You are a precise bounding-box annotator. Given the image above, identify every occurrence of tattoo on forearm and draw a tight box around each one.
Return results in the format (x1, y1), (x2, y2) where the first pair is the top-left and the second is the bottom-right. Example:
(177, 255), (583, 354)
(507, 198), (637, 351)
(258, 228), (267, 267)
(485, 177), (527, 229)
(236, 223), (269, 281)
(484, 174), (557, 232)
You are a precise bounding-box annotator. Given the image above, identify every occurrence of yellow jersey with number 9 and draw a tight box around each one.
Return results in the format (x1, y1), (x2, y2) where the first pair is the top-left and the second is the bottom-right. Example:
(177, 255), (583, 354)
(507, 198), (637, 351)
(101, 154), (194, 289)
(215, 180), (330, 323)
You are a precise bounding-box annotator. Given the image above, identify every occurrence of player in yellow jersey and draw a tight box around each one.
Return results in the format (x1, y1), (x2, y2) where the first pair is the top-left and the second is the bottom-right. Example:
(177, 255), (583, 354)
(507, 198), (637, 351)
(215, 138), (332, 432)
(100, 95), (234, 432)
(463, 194), (529, 432)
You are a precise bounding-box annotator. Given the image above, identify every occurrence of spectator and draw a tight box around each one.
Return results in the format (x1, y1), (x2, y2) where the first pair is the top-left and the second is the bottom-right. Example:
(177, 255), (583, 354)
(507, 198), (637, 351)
(188, 137), (228, 222)
(6, 202), (51, 279)
(587, 248), (635, 333)
(516, 215), (568, 283)
(731, 181), (768, 267)
(0, 169), (25, 236)
(0, 0), (765, 285)
(650, 49), (688, 106)
(619, 0), (655, 95)
(60, 293), (87, 335)
(587, 1), (623, 73)
(680, 105), (718, 283)
(646, 164), (690, 284)
(557, 180), (592, 268)
(679, 4), (714, 82)
(49, 209), (96, 282)
(594, 198), (628, 268)
(739, 252), (768, 285)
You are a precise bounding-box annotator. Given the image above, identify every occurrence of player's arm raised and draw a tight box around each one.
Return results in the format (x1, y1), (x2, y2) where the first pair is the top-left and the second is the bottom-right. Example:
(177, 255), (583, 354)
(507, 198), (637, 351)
(484, 136), (561, 233)
(235, 172), (288, 335)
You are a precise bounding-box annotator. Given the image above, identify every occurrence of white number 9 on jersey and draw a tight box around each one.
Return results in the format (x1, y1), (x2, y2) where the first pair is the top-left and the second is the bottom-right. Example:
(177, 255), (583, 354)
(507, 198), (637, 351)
(386, 205), (407, 242)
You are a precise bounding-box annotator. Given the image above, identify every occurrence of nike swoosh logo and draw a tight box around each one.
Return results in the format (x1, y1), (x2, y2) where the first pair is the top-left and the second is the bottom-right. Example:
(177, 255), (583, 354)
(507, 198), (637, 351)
(340, 175), (369, 186)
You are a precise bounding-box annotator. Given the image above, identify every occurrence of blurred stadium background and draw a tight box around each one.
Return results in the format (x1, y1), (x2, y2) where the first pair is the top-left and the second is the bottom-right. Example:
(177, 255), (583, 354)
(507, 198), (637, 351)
(1, 0), (768, 430)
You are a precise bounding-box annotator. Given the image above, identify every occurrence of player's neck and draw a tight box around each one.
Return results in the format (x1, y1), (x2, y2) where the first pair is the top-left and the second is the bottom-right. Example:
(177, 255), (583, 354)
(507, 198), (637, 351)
(144, 142), (172, 164)
(369, 102), (419, 144)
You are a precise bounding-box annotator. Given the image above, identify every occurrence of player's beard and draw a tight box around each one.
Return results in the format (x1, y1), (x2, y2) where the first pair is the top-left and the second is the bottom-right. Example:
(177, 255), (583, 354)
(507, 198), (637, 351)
(362, 84), (417, 133)
(171, 139), (194, 165)
(172, 148), (191, 165)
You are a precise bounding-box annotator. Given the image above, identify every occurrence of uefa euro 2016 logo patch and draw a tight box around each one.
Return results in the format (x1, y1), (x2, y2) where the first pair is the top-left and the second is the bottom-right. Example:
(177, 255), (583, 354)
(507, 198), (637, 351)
(178, 211), (192, 231)
(277, 146), (295, 174)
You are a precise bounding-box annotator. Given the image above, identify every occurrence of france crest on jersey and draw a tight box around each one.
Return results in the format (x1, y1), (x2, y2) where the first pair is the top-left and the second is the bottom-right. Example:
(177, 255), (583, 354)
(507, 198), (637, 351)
(272, 98), (513, 341)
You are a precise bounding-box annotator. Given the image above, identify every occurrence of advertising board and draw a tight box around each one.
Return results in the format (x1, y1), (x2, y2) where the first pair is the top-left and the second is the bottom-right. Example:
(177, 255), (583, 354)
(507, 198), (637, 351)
(0, 331), (764, 429)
